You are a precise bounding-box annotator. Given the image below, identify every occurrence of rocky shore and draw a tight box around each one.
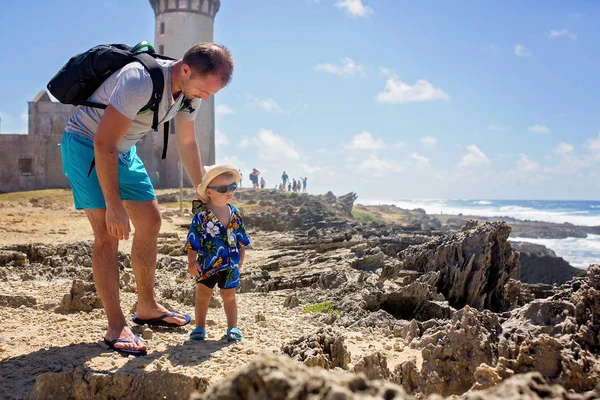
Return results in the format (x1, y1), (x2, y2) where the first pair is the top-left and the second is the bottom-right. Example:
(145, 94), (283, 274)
(0, 188), (598, 399)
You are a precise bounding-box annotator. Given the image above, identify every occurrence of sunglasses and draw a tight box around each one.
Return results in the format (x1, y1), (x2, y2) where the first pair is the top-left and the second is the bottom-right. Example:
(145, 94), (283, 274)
(207, 182), (238, 194)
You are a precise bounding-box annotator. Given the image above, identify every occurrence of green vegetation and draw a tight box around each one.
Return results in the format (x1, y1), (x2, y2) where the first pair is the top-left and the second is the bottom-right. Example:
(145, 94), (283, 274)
(352, 209), (388, 225)
(302, 301), (340, 314)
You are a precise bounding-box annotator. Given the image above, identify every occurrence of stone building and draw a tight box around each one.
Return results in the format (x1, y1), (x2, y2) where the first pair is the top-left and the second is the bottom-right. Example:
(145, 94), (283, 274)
(0, 0), (220, 193)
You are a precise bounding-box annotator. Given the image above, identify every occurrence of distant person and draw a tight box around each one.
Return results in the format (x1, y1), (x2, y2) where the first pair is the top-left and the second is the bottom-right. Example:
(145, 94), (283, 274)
(185, 164), (250, 342)
(250, 168), (260, 189)
(292, 179), (297, 193)
(302, 177), (307, 193)
(154, 171), (160, 186)
(260, 177), (266, 189)
(59, 43), (234, 356)
(288, 182), (291, 191)
(281, 171), (289, 187)
(239, 169), (243, 188)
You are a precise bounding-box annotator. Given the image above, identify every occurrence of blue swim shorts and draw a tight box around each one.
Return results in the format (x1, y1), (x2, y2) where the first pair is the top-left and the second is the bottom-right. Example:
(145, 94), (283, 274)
(61, 131), (156, 210)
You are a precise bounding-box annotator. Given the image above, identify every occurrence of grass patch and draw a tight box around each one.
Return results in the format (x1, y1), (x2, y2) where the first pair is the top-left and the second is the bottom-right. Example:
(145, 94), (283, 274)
(352, 210), (388, 225)
(302, 302), (340, 314)
(0, 189), (74, 205)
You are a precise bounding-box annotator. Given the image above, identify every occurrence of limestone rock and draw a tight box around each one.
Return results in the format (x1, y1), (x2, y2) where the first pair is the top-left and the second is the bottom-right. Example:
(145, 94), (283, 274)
(398, 221), (519, 312)
(26, 368), (208, 400)
(463, 372), (600, 400)
(57, 279), (102, 313)
(281, 327), (351, 370)
(194, 352), (412, 400)
(352, 352), (390, 379)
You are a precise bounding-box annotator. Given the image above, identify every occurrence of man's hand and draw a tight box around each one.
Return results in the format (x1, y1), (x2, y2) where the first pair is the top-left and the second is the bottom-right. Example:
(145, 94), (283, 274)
(106, 204), (131, 240)
(188, 262), (200, 278)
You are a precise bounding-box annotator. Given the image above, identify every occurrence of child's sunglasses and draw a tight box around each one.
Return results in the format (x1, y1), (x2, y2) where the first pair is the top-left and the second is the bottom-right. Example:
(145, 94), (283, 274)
(207, 182), (238, 194)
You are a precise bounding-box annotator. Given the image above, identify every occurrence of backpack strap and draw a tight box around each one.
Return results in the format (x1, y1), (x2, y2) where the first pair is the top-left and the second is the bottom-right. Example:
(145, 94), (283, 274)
(158, 97), (195, 159)
(133, 52), (164, 132)
(162, 121), (169, 159)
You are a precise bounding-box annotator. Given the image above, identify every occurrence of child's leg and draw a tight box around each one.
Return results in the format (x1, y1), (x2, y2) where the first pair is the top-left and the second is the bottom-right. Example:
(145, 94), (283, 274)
(220, 288), (237, 329)
(195, 283), (214, 328)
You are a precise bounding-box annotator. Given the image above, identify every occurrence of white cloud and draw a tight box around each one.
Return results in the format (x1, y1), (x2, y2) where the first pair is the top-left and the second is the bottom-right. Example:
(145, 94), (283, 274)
(489, 124), (512, 131)
(517, 153), (539, 172)
(335, 0), (373, 18)
(216, 155), (248, 175)
(315, 57), (365, 78)
(0, 111), (28, 134)
(393, 141), (407, 148)
(410, 153), (430, 168)
(553, 143), (574, 155)
(357, 154), (403, 177)
(216, 104), (235, 115)
(236, 137), (251, 148)
(379, 67), (394, 77)
(529, 124), (550, 134)
(458, 145), (491, 168)
(346, 131), (384, 151)
(376, 78), (449, 104)
(257, 129), (301, 162)
(514, 44), (532, 57)
(586, 132), (600, 160)
(420, 136), (437, 148)
(246, 96), (285, 113)
(548, 29), (577, 40)
(215, 129), (229, 149)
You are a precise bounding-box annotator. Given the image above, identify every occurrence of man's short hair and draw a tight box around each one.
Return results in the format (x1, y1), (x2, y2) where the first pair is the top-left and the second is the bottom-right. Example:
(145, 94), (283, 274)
(183, 43), (234, 86)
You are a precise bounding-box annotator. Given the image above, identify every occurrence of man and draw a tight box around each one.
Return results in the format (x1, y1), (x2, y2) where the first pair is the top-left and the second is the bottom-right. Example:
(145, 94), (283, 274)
(61, 43), (234, 355)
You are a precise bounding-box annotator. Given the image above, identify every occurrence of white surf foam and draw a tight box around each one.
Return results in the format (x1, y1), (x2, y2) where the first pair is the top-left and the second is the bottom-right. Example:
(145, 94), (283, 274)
(358, 199), (600, 226)
(510, 234), (600, 269)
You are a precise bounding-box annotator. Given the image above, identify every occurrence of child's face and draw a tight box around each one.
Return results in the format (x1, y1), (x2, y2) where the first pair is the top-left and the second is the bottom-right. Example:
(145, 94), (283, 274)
(206, 173), (236, 205)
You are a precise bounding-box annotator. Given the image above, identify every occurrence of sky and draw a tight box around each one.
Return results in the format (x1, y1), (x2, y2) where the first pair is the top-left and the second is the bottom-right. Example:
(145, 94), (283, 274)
(1, 0), (600, 201)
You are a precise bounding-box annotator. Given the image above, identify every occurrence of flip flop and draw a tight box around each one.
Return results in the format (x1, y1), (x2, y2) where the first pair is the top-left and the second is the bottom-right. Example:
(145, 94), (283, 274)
(226, 327), (242, 342)
(190, 327), (206, 340)
(104, 336), (147, 357)
(132, 312), (191, 328)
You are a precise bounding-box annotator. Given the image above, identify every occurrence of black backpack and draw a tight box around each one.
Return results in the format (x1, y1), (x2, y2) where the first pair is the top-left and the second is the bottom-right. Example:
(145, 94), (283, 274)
(47, 42), (195, 175)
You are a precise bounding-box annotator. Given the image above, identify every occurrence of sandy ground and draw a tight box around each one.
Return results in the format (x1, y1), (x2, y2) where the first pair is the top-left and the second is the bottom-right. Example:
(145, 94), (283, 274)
(0, 190), (421, 399)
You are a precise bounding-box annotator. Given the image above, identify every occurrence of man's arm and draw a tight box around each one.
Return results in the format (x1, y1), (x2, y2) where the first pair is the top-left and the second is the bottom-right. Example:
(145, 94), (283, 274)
(239, 247), (245, 270)
(94, 104), (133, 240)
(175, 115), (203, 189)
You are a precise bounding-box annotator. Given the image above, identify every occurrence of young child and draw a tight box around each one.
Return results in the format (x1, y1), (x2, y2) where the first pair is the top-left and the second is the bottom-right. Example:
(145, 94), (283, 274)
(184, 164), (250, 341)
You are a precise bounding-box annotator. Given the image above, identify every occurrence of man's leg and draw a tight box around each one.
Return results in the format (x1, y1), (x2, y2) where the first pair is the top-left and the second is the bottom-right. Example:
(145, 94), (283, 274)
(123, 199), (187, 325)
(86, 209), (146, 352)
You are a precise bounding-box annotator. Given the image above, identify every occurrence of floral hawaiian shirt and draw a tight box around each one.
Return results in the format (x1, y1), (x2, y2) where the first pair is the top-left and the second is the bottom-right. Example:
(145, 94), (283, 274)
(184, 201), (250, 289)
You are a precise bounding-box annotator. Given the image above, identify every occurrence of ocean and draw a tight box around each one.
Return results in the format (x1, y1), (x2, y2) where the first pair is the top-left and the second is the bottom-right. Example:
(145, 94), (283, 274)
(359, 199), (600, 269)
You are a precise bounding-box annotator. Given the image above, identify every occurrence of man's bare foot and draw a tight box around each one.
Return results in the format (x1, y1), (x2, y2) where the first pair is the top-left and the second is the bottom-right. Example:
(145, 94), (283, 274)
(134, 303), (189, 326)
(104, 326), (146, 352)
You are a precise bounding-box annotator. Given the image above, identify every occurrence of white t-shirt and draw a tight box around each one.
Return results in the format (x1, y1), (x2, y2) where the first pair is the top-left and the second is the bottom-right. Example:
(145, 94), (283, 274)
(64, 59), (201, 153)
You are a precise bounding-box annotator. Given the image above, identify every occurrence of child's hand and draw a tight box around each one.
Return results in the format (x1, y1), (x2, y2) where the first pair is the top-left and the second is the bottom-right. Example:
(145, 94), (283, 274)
(188, 263), (200, 278)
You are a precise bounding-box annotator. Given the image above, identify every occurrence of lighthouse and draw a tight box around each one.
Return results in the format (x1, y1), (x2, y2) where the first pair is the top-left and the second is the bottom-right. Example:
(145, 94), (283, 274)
(148, 0), (221, 187)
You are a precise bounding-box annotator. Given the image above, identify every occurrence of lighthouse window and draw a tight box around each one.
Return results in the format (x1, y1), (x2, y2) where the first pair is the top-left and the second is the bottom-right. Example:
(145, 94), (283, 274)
(160, 22), (165, 34)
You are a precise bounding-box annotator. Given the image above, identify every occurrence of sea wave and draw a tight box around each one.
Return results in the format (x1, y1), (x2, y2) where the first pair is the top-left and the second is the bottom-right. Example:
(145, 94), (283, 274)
(510, 235), (600, 269)
(359, 199), (600, 226)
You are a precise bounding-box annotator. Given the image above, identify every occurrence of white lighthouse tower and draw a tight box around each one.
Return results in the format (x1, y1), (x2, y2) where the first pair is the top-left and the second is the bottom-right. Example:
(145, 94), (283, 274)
(148, 0), (220, 187)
